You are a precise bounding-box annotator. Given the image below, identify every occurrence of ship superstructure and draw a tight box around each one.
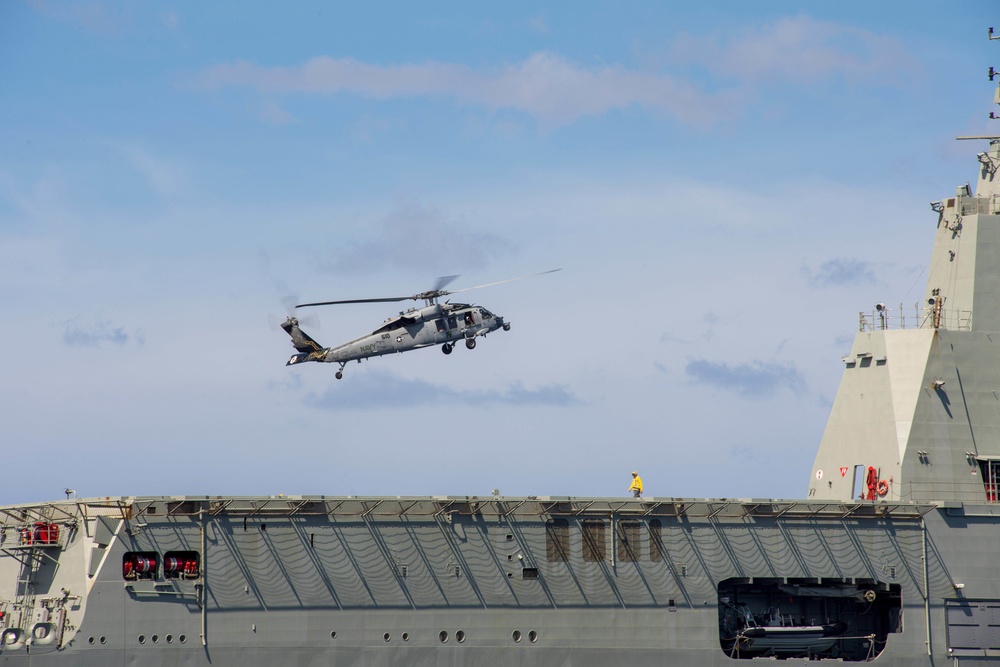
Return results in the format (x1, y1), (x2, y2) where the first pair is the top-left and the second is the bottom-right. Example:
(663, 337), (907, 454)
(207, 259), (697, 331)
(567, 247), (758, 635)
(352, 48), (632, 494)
(810, 127), (1000, 506)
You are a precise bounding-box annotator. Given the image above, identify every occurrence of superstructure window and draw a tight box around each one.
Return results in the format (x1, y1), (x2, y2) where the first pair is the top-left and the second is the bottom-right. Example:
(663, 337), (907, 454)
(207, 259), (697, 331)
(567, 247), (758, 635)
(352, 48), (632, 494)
(617, 521), (640, 562)
(582, 520), (606, 562)
(545, 519), (569, 562)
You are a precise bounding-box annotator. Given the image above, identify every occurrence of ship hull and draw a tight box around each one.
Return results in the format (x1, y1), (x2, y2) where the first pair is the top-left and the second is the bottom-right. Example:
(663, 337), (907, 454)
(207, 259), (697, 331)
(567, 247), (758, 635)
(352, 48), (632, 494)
(1, 495), (993, 665)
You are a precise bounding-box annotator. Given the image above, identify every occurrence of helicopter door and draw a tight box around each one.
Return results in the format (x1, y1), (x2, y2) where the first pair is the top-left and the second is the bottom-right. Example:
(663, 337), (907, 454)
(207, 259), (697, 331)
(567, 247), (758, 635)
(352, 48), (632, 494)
(435, 318), (452, 342)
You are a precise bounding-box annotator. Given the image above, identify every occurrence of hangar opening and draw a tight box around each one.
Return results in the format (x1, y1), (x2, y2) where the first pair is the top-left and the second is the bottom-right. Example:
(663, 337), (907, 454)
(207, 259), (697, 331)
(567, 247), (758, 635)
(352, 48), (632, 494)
(718, 577), (901, 660)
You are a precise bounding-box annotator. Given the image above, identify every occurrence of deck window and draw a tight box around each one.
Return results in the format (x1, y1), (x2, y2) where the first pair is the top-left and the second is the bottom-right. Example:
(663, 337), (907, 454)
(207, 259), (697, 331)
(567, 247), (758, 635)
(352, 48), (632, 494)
(617, 521), (640, 562)
(582, 520), (606, 562)
(649, 519), (664, 562)
(545, 519), (569, 562)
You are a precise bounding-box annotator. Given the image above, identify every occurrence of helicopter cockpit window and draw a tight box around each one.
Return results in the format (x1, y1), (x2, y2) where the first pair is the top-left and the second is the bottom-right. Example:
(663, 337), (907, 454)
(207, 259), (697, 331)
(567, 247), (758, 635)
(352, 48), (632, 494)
(480, 309), (494, 319)
(435, 319), (446, 333)
(464, 312), (475, 326)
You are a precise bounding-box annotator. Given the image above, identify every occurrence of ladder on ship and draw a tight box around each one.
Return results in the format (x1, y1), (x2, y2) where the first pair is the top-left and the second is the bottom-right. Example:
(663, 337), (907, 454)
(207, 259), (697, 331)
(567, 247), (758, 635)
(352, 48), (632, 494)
(1, 525), (63, 637)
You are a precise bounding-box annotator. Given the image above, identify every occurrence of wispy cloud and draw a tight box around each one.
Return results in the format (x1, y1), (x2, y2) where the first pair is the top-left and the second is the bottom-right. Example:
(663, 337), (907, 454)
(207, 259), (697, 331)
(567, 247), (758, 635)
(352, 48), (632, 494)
(62, 317), (144, 348)
(802, 258), (876, 287)
(684, 358), (807, 398)
(158, 10), (179, 30)
(119, 144), (187, 197)
(195, 53), (738, 127)
(29, 0), (134, 37)
(660, 331), (693, 344)
(304, 369), (581, 411)
(318, 199), (516, 276)
(528, 16), (549, 35)
(194, 18), (912, 128)
(258, 100), (296, 126)
(667, 15), (911, 86)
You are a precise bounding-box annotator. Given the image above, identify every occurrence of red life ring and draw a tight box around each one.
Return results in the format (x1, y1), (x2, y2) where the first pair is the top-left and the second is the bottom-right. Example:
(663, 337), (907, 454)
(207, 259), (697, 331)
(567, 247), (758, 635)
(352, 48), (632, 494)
(877, 480), (889, 497)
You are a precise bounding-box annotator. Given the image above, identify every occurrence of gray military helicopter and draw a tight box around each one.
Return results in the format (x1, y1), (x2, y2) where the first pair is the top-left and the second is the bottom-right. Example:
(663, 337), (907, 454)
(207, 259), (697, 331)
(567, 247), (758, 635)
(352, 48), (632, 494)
(280, 270), (560, 379)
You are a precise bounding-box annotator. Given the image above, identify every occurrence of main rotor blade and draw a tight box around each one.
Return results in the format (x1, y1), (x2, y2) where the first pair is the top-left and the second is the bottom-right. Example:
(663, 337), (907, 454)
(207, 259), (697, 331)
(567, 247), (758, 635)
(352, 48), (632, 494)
(444, 268), (562, 296)
(432, 274), (460, 292)
(296, 269), (560, 308)
(299, 276), (460, 308)
(297, 296), (409, 308)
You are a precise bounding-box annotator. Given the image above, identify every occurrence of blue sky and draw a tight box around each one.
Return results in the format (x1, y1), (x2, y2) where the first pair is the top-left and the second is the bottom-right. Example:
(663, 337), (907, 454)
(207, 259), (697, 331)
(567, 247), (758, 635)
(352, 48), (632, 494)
(2, 1), (998, 503)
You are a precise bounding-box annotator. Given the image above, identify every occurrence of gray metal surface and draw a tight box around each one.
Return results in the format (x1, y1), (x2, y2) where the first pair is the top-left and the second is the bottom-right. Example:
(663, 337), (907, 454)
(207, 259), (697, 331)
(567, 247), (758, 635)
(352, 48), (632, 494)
(0, 495), (980, 665)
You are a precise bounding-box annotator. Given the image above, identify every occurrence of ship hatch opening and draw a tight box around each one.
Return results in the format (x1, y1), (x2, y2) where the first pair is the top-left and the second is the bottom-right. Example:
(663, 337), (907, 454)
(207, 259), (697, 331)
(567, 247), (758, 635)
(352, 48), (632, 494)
(718, 578), (901, 661)
(976, 458), (1000, 502)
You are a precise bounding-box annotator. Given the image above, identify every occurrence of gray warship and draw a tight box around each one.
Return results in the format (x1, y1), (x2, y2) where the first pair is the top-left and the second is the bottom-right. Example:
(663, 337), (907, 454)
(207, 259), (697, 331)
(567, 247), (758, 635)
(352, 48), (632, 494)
(8, 37), (1000, 667)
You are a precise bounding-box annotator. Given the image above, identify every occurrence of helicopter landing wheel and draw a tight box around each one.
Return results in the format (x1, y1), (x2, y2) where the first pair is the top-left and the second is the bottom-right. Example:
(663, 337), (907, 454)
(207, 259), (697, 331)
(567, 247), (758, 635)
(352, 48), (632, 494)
(335, 371), (343, 380)
(465, 338), (477, 350)
(442, 343), (453, 355)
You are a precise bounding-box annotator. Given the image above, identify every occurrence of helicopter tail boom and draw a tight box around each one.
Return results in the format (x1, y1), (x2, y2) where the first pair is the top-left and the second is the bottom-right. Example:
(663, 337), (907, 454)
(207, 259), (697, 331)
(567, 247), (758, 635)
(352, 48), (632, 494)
(281, 317), (326, 365)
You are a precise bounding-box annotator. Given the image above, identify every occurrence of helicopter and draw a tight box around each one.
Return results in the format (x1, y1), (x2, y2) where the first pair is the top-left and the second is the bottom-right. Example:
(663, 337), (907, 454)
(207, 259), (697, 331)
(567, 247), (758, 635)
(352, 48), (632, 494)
(280, 270), (560, 379)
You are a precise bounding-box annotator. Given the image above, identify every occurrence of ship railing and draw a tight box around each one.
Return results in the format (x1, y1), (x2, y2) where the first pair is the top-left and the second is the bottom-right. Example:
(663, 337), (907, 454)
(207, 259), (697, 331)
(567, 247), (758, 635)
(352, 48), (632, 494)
(859, 305), (972, 332)
(899, 480), (998, 504)
(0, 496), (939, 526)
(956, 194), (1000, 216)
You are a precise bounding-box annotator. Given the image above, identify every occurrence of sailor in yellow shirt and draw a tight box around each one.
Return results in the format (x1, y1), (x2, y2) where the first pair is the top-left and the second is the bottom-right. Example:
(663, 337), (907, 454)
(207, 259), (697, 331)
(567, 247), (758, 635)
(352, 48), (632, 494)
(628, 471), (643, 498)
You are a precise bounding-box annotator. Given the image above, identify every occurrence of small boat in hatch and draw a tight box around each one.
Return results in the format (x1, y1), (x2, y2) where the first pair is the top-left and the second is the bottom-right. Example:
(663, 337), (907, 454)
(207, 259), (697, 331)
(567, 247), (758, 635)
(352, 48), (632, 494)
(722, 601), (850, 658)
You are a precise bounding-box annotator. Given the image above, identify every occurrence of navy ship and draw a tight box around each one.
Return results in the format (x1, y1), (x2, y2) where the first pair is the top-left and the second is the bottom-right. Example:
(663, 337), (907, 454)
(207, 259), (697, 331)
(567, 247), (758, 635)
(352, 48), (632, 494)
(5, 30), (1000, 667)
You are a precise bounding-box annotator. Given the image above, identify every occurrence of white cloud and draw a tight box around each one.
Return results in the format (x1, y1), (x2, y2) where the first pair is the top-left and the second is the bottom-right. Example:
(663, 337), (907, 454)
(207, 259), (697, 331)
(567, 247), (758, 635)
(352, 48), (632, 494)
(196, 53), (740, 127)
(119, 144), (187, 197)
(194, 18), (914, 128)
(528, 15), (549, 35)
(29, 0), (133, 37)
(258, 100), (296, 126)
(667, 15), (912, 86)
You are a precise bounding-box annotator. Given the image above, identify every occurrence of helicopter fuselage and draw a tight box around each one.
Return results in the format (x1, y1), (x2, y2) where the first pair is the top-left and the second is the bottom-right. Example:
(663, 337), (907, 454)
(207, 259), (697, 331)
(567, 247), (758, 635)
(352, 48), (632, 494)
(283, 302), (509, 378)
(281, 269), (558, 379)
